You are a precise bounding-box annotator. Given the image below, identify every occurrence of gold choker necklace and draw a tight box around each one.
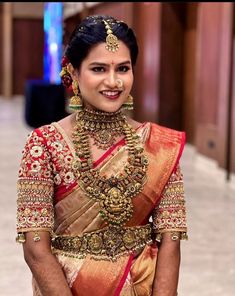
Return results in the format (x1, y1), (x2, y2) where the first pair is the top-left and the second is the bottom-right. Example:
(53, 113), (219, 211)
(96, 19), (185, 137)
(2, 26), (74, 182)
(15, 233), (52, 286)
(79, 108), (126, 150)
(72, 110), (149, 227)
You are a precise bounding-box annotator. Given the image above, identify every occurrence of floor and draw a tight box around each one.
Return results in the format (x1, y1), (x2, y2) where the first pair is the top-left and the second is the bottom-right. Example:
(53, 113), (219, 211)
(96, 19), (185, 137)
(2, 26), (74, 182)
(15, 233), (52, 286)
(0, 96), (235, 296)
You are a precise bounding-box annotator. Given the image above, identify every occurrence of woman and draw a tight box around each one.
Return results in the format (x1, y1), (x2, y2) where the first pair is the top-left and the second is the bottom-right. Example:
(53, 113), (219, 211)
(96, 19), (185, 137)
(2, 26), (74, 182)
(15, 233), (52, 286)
(16, 15), (188, 296)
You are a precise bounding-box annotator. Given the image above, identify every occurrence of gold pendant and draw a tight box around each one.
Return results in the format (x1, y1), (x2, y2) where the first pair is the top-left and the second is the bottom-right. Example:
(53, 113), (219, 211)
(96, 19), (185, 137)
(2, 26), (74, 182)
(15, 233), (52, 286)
(99, 187), (133, 225)
(92, 130), (117, 149)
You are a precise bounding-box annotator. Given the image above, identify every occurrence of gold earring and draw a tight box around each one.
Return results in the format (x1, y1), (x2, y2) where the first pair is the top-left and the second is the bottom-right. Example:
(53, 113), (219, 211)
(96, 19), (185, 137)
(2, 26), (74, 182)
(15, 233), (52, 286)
(69, 80), (83, 111)
(122, 94), (134, 110)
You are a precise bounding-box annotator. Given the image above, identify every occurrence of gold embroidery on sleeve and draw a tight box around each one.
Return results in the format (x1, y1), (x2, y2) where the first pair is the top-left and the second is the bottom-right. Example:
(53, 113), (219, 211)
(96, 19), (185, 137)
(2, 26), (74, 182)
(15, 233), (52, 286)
(16, 178), (54, 236)
(152, 165), (188, 241)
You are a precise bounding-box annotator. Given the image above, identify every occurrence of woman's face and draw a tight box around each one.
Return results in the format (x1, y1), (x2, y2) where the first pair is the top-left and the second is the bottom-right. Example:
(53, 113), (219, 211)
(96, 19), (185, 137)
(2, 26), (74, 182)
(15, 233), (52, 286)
(72, 40), (133, 113)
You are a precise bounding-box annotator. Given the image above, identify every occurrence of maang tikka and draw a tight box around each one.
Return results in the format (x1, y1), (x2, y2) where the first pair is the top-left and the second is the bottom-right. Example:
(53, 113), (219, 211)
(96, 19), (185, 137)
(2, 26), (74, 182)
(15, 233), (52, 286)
(103, 19), (119, 52)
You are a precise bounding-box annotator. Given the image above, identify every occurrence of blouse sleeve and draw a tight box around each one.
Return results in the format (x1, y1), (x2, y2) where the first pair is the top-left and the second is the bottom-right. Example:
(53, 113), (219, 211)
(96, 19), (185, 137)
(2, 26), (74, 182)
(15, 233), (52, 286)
(16, 128), (54, 243)
(152, 163), (188, 242)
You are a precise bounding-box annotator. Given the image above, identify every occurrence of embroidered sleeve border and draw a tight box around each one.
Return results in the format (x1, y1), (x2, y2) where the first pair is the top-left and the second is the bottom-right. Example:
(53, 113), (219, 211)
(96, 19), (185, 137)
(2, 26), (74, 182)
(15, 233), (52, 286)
(152, 165), (188, 241)
(16, 177), (54, 233)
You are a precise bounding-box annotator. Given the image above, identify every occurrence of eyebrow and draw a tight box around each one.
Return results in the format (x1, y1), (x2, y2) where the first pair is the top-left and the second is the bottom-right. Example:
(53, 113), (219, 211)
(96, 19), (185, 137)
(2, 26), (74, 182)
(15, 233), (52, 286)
(89, 61), (131, 66)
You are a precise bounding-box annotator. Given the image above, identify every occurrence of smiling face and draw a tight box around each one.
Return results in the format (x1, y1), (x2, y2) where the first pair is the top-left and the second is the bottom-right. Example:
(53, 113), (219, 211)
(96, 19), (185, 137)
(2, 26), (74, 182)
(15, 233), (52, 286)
(69, 40), (134, 113)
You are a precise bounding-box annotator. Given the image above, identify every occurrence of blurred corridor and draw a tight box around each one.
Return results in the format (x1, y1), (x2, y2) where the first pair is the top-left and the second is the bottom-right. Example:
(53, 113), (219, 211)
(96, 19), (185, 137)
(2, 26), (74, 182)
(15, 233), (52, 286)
(0, 96), (235, 295)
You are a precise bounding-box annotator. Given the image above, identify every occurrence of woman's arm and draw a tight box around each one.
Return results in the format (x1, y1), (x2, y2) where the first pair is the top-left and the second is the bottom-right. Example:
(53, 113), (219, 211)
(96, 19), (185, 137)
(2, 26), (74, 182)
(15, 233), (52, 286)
(23, 231), (73, 296)
(152, 232), (180, 296)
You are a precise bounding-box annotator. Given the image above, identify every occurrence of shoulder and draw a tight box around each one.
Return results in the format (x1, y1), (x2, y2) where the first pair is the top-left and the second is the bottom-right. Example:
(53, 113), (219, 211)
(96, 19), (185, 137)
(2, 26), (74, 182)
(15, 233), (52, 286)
(126, 116), (143, 129)
(145, 122), (186, 151)
(29, 113), (75, 142)
(148, 122), (185, 142)
(57, 113), (76, 136)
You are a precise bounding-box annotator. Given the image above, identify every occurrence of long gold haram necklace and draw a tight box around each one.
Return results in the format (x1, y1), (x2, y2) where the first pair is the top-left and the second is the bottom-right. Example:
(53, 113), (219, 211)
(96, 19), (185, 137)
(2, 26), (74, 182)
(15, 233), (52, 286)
(72, 109), (149, 227)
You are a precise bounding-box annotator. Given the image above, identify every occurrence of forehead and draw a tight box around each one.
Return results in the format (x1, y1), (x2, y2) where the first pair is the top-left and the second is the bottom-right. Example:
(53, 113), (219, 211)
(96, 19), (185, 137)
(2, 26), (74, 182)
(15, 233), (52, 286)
(83, 40), (131, 65)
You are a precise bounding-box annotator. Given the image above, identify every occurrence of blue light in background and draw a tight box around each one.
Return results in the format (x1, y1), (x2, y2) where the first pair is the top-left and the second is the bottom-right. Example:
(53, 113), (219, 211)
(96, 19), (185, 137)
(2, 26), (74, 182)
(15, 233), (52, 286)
(44, 2), (63, 84)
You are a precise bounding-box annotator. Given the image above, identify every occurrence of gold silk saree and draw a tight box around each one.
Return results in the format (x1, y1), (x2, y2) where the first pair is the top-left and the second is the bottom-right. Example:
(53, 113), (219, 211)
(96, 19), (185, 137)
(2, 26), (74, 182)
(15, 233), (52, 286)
(16, 121), (187, 296)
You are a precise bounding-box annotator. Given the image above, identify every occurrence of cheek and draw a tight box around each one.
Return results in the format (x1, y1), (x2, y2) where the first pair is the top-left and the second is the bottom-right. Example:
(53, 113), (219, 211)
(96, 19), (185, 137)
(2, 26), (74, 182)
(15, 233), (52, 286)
(84, 74), (103, 88)
(79, 77), (95, 92)
(128, 72), (134, 83)
(126, 76), (134, 89)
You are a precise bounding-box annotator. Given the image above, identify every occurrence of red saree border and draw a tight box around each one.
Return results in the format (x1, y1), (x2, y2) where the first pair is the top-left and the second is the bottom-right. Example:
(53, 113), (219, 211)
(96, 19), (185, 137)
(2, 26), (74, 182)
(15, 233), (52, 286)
(114, 255), (134, 296)
(172, 131), (186, 175)
(139, 123), (186, 224)
(55, 182), (78, 203)
(94, 138), (125, 168)
(152, 132), (185, 212)
(115, 124), (186, 293)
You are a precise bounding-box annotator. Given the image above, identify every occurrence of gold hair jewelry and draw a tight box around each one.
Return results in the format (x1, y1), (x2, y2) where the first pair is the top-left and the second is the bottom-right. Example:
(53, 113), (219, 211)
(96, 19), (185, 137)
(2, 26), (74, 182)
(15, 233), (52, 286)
(71, 110), (148, 227)
(103, 19), (119, 52)
(122, 94), (134, 110)
(70, 80), (83, 111)
(79, 108), (126, 150)
(116, 78), (123, 88)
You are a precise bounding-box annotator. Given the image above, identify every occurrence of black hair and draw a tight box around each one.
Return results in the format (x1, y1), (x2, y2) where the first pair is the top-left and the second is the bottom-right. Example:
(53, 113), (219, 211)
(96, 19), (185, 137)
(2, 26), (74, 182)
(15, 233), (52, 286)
(65, 15), (139, 70)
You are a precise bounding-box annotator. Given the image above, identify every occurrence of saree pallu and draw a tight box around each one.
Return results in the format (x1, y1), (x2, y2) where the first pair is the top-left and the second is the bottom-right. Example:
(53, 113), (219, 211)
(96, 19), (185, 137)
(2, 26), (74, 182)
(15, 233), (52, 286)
(16, 121), (185, 296)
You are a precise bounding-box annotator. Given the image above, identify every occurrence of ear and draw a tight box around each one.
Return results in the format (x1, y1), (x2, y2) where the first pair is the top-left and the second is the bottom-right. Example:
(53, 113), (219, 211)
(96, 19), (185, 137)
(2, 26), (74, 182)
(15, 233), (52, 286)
(67, 63), (79, 81)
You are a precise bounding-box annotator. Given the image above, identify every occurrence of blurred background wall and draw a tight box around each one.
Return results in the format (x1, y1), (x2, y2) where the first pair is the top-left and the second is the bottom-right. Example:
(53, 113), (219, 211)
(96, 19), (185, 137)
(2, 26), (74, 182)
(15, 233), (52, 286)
(1, 2), (235, 176)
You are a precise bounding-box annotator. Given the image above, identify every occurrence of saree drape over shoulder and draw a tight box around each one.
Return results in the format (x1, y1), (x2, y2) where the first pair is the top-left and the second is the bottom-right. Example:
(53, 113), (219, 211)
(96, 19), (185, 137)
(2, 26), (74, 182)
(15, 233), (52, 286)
(16, 121), (188, 296)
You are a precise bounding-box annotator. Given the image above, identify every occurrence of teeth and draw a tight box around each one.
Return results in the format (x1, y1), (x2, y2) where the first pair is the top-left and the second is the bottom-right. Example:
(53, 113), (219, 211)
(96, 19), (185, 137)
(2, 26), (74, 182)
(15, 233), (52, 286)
(102, 91), (119, 96)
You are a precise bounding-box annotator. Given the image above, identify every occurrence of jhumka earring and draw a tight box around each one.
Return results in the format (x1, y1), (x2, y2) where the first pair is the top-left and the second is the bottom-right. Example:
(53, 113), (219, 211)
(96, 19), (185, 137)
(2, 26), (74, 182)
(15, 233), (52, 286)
(69, 80), (83, 111)
(122, 94), (134, 110)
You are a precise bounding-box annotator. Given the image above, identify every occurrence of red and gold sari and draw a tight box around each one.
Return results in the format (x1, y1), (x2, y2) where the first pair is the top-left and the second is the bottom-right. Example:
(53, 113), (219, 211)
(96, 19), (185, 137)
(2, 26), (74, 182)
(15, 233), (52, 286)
(16, 121), (187, 296)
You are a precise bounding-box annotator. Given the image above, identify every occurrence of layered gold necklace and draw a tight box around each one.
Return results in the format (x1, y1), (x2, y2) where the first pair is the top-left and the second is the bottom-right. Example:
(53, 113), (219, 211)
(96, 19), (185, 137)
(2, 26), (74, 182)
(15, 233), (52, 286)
(72, 108), (149, 227)
(79, 108), (126, 150)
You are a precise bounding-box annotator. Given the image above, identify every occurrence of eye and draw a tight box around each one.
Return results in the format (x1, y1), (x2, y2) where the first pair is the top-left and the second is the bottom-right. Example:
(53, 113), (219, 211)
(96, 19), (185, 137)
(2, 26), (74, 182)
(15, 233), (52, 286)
(91, 67), (105, 72)
(118, 65), (130, 72)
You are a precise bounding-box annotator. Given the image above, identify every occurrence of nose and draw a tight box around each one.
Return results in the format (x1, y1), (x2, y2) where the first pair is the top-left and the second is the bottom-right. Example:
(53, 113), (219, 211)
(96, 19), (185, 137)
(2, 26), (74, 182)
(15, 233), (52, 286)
(104, 71), (117, 88)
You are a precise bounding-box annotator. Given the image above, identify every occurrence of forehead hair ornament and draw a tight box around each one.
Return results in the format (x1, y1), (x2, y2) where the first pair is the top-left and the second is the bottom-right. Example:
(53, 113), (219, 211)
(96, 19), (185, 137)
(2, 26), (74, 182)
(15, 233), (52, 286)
(103, 19), (119, 52)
